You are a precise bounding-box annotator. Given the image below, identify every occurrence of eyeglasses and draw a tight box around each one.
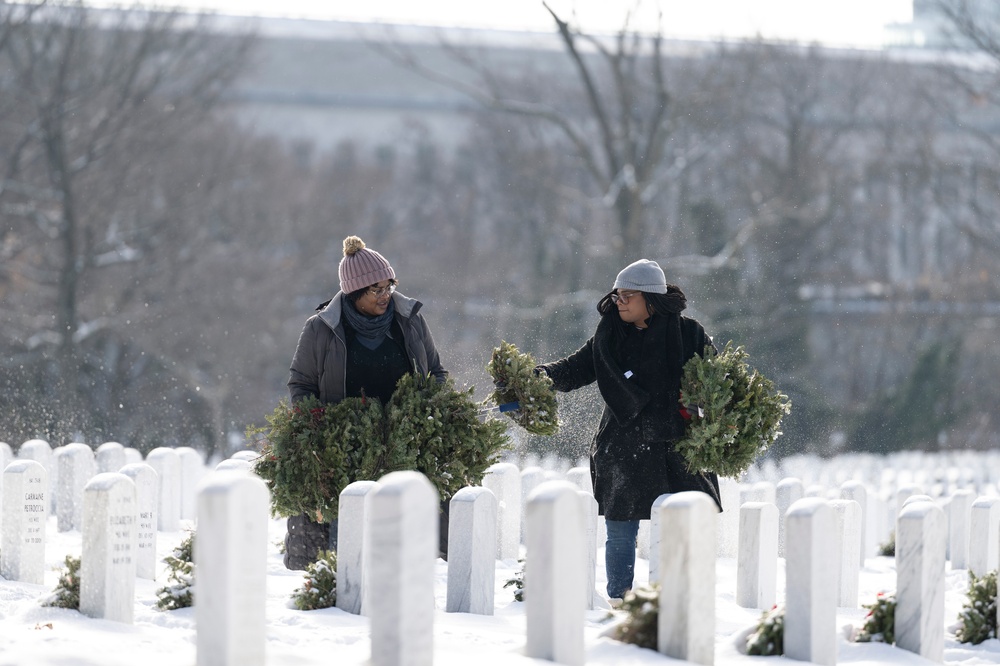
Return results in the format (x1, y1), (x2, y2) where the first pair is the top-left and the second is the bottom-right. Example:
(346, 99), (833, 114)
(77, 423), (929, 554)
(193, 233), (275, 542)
(367, 282), (397, 298)
(610, 290), (639, 304)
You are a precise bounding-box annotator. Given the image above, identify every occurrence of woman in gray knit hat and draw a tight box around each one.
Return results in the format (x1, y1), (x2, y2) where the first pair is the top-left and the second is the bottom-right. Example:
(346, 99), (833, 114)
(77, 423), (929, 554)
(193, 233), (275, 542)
(283, 235), (448, 570)
(536, 258), (721, 604)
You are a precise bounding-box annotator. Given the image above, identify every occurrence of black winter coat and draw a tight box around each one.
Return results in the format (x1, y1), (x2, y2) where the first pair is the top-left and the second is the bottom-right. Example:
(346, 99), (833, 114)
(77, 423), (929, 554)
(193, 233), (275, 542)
(539, 306), (722, 520)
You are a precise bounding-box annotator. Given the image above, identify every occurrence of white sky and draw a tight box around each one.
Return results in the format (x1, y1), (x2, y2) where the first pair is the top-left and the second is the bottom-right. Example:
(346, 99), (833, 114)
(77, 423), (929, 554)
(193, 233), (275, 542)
(160, 0), (915, 47)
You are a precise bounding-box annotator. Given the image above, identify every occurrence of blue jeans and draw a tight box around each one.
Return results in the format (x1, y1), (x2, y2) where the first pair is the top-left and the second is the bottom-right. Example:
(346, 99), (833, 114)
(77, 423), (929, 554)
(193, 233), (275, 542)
(605, 519), (640, 598)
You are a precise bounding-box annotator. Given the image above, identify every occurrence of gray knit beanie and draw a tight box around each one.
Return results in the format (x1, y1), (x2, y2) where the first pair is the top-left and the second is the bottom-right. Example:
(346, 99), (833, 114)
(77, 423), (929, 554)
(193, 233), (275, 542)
(613, 259), (667, 294)
(338, 236), (396, 294)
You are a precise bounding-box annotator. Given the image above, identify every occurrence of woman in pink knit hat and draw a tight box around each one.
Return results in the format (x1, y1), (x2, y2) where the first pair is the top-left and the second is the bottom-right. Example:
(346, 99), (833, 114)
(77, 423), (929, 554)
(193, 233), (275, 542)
(283, 235), (448, 570)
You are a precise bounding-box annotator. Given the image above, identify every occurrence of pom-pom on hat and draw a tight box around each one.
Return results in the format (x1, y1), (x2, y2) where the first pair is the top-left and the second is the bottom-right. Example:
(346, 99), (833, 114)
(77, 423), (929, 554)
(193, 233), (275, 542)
(613, 259), (667, 294)
(338, 236), (396, 294)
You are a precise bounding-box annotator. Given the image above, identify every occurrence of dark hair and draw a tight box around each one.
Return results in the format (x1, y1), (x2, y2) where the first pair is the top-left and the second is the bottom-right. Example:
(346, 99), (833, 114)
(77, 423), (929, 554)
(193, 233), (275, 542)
(345, 278), (398, 305)
(596, 286), (688, 346)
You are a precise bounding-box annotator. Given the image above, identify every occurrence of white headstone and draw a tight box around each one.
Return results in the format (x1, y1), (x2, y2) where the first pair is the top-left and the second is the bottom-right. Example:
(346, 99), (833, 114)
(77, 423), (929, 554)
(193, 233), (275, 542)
(717, 477), (740, 558)
(196, 471), (270, 666)
(751, 481), (776, 505)
(840, 480), (870, 563)
(175, 447), (205, 521)
(775, 477), (804, 558)
(18, 439), (55, 512)
(896, 500), (945, 662)
(829, 499), (861, 608)
(56, 443), (96, 532)
(446, 486), (497, 615)
(118, 463), (159, 580)
(565, 466), (590, 493)
(949, 489), (975, 570)
(123, 447), (143, 465)
(520, 466), (546, 544)
(368, 471), (438, 666)
(647, 493), (673, 584)
(1, 460), (48, 584)
(0, 441), (11, 523)
(968, 497), (1000, 576)
(657, 491), (716, 666)
(784, 498), (837, 666)
(146, 447), (181, 531)
(79, 473), (138, 624)
(229, 450), (260, 462)
(577, 490), (598, 610)
(95, 441), (126, 474)
(215, 459), (252, 473)
(482, 462), (521, 560)
(525, 481), (585, 666)
(736, 501), (777, 610)
(336, 480), (380, 616)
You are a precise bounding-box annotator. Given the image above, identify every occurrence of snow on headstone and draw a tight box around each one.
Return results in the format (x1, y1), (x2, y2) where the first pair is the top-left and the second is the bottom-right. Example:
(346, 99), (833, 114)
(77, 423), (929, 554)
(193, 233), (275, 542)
(337, 480), (380, 616)
(56, 442), (96, 532)
(949, 489), (975, 570)
(565, 466), (590, 493)
(95, 441), (126, 474)
(784, 498), (837, 666)
(79, 472), (138, 624)
(647, 493), (673, 585)
(968, 497), (1000, 576)
(175, 447), (205, 521)
(118, 463), (159, 580)
(368, 471), (438, 666)
(525, 480), (585, 666)
(145, 447), (181, 531)
(657, 491), (716, 666)
(482, 462), (521, 560)
(446, 486), (497, 615)
(896, 499), (945, 662)
(1, 460), (48, 584)
(123, 447), (143, 465)
(196, 471), (270, 666)
(737, 501), (777, 610)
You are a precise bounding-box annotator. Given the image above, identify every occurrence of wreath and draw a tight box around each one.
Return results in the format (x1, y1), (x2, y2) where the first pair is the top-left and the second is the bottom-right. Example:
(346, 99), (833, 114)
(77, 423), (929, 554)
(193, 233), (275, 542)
(675, 341), (791, 477)
(248, 374), (509, 522)
(485, 340), (559, 436)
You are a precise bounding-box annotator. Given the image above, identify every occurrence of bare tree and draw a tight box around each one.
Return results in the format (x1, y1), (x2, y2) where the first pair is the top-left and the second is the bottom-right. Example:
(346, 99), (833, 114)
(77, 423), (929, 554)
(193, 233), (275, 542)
(0, 1), (254, 448)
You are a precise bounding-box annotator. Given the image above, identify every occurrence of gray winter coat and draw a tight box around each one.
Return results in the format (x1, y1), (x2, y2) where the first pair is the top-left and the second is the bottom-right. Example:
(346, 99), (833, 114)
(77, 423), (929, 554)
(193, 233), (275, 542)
(287, 291), (447, 404)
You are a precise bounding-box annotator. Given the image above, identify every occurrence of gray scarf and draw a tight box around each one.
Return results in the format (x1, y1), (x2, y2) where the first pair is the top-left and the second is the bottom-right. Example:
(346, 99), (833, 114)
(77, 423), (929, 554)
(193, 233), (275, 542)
(341, 294), (396, 350)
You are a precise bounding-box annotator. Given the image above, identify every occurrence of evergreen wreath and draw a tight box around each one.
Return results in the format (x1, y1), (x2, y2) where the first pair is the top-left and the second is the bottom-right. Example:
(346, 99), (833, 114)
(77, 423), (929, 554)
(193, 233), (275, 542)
(854, 592), (896, 644)
(486, 340), (559, 436)
(387, 372), (509, 502)
(955, 570), (997, 645)
(745, 604), (785, 656)
(675, 341), (791, 477)
(291, 550), (338, 611)
(250, 374), (510, 522)
(42, 555), (81, 609)
(611, 585), (660, 649)
(156, 531), (195, 611)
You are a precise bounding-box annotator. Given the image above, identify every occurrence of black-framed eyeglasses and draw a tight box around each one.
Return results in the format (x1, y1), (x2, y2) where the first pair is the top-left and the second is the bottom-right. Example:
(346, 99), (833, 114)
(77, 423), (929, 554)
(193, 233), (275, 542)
(610, 290), (639, 304)
(367, 282), (397, 298)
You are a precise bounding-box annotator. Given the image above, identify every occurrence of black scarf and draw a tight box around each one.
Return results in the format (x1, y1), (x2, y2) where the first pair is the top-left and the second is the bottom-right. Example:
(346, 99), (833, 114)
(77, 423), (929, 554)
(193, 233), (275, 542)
(593, 285), (687, 426)
(340, 294), (396, 350)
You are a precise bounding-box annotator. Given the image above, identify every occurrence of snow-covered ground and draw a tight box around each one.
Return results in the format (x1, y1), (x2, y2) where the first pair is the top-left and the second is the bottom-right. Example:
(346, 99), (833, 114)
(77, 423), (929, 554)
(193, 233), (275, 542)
(1, 514), (998, 666)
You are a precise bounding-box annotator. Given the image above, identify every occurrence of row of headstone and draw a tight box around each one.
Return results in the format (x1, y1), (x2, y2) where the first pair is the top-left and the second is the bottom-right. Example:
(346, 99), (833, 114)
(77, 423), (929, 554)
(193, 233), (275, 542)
(0, 439), (210, 535)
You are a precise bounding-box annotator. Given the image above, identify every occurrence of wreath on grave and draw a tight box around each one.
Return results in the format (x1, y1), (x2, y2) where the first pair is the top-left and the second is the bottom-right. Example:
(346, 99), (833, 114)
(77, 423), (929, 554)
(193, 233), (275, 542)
(249, 373), (510, 522)
(853, 592), (896, 644)
(675, 341), (791, 478)
(485, 340), (559, 436)
(955, 571), (997, 645)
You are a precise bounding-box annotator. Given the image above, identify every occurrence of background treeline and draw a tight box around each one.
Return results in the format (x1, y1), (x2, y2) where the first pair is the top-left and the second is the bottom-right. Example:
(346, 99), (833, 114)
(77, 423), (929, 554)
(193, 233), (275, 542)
(2, 1), (999, 464)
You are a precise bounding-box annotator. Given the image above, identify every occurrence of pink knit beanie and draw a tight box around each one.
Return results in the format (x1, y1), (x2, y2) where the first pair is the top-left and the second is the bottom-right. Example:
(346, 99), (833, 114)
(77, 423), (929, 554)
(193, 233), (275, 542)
(338, 236), (396, 294)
